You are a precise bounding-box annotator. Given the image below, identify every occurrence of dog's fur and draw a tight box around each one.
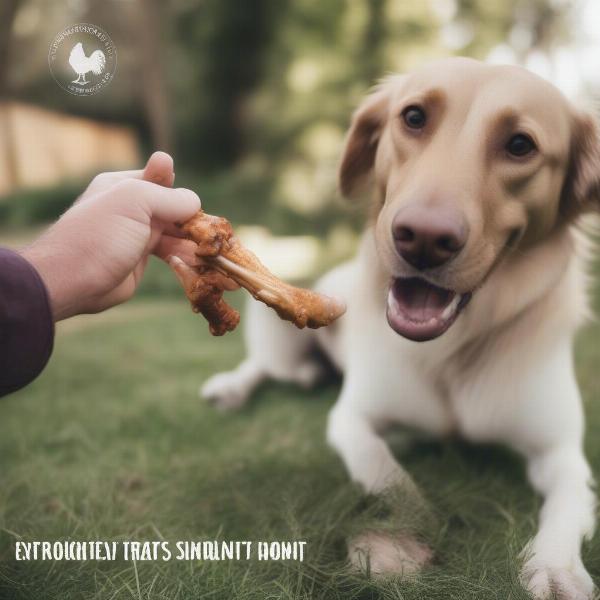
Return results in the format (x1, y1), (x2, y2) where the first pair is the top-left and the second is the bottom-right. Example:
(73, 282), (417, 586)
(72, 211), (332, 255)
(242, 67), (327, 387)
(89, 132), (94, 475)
(203, 58), (600, 599)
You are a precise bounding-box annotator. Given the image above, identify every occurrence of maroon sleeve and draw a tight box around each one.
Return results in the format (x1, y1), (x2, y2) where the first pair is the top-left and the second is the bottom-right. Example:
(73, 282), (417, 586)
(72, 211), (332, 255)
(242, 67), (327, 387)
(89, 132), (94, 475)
(0, 248), (54, 397)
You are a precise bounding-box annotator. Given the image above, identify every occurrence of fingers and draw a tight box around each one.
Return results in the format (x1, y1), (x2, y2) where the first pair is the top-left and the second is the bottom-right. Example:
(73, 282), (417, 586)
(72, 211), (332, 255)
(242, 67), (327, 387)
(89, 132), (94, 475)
(154, 235), (200, 265)
(89, 152), (196, 224)
(168, 255), (199, 291)
(107, 178), (201, 224)
(86, 152), (196, 225)
(155, 235), (240, 291)
(85, 169), (144, 197)
(85, 151), (175, 197)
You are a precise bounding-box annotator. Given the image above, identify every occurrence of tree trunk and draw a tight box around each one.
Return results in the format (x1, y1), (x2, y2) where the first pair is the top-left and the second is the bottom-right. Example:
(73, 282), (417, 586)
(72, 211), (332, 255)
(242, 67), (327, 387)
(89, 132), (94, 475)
(136, 0), (173, 153)
(362, 0), (386, 84)
(0, 0), (22, 192)
(179, 0), (287, 170)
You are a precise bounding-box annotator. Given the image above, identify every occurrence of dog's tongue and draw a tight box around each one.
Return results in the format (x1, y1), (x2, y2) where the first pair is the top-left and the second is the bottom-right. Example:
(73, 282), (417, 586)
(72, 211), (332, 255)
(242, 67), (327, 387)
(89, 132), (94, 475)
(386, 278), (468, 342)
(393, 278), (454, 322)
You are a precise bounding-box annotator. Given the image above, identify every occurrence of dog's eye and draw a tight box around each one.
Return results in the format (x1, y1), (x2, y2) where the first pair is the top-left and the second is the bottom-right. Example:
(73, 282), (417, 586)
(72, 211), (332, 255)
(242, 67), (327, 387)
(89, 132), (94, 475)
(402, 106), (426, 129)
(506, 133), (536, 157)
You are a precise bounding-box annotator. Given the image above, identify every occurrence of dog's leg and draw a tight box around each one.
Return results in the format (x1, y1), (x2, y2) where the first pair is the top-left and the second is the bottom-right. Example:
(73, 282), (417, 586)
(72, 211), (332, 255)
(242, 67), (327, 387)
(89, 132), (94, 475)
(327, 403), (415, 494)
(464, 339), (597, 599)
(520, 444), (596, 600)
(327, 391), (431, 577)
(476, 341), (600, 600)
(201, 358), (266, 411)
(201, 354), (323, 411)
(201, 298), (319, 410)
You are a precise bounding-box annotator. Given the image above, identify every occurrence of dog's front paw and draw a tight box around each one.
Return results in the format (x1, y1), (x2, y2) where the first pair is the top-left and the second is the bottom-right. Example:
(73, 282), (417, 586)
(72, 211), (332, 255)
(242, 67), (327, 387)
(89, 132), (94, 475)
(520, 556), (596, 600)
(200, 371), (250, 411)
(348, 531), (432, 577)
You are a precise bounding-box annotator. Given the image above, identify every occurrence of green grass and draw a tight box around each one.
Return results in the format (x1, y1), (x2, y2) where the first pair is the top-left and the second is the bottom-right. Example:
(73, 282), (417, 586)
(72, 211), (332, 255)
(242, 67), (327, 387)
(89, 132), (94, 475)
(0, 292), (599, 600)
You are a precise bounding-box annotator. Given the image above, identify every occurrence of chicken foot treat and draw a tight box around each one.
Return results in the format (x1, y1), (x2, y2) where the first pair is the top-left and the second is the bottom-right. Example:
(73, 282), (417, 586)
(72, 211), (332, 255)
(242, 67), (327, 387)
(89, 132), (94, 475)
(168, 256), (241, 336)
(169, 210), (345, 335)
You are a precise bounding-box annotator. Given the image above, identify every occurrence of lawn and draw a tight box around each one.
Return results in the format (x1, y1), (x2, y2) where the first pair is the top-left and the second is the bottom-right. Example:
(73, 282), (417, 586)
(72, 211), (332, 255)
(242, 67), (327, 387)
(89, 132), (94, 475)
(0, 284), (599, 599)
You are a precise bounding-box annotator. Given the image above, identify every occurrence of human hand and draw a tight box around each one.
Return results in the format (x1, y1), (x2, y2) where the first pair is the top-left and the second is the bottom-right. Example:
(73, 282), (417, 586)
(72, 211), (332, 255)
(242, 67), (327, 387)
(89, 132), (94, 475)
(21, 152), (201, 320)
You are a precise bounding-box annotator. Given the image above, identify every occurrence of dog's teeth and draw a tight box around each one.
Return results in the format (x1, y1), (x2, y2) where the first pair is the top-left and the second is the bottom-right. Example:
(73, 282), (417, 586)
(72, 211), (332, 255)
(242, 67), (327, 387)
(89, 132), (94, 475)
(441, 294), (461, 320)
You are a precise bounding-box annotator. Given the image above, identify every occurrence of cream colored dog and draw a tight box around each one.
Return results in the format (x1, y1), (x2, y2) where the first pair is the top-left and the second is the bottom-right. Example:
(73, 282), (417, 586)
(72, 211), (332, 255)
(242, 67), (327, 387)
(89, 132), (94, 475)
(202, 58), (600, 599)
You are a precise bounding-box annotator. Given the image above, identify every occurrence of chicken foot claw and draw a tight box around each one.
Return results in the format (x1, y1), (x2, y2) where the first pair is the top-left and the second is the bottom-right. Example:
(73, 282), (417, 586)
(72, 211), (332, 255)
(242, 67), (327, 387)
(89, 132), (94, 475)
(168, 255), (240, 336)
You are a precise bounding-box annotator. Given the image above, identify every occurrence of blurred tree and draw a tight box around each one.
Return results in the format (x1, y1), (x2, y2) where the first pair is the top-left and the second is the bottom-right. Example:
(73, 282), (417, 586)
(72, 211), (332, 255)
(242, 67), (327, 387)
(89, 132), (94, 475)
(453, 0), (565, 58)
(362, 0), (386, 83)
(136, 0), (173, 152)
(0, 0), (21, 97)
(0, 0), (582, 235)
(513, 0), (572, 60)
(0, 0), (22, 189)
(175, 0), (288, 171)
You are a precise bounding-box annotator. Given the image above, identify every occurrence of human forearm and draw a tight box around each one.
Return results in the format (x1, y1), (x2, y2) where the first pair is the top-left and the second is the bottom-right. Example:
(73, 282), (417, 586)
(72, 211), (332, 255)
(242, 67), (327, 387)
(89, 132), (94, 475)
(19, 238), (89, 321)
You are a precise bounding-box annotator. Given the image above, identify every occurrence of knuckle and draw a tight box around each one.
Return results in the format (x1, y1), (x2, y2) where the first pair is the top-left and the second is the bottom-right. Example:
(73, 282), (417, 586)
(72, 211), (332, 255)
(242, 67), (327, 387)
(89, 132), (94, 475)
(91, 172), (111, 186)
(113, 177), (143, 194)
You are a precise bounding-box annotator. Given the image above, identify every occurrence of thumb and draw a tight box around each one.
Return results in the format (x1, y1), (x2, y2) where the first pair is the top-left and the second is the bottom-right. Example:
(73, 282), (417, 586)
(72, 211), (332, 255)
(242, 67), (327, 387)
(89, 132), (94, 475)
(108, 178), (201, 224)
(142, 151), (175, 187)
(148, 186), (201, 224)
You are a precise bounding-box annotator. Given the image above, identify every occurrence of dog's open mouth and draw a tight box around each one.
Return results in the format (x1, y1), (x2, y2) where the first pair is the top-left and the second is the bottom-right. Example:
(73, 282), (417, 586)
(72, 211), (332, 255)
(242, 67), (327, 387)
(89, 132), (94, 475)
(386, 278), (472, 341)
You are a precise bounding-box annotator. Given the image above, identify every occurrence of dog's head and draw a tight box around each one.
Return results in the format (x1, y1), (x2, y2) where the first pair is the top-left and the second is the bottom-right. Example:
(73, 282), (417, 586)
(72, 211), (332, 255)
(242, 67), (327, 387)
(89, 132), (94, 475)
(339, 57), (600, 341)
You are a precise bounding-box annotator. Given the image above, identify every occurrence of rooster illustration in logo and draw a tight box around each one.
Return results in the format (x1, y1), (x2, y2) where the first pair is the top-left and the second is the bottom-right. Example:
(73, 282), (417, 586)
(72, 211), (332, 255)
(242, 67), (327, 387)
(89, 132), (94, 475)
(69, 42), (106, 85)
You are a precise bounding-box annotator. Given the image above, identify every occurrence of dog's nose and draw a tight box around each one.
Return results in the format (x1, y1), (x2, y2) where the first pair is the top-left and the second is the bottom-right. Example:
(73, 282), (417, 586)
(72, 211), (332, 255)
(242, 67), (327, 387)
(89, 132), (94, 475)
(392, 206), (467, 270)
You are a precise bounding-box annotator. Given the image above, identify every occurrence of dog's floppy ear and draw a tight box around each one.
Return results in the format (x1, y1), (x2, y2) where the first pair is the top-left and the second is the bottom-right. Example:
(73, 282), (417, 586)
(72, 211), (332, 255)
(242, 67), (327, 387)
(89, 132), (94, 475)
(338, 86), (391, 198)
(561, 111), (600, 219)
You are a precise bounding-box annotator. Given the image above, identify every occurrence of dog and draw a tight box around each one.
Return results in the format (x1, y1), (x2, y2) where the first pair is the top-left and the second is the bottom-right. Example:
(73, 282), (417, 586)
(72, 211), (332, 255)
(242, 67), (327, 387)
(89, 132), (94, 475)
(202, 57), (600, 599)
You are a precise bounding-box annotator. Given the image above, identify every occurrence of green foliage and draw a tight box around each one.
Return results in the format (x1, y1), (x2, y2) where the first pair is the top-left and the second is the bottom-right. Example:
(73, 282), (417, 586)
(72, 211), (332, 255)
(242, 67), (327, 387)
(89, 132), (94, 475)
(173, 0), (289, 169)
(5, 0), (579, 240)
(0, 165), (361, 245)
(174, 168), (364, 237)
(0, 181), (85, 226)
